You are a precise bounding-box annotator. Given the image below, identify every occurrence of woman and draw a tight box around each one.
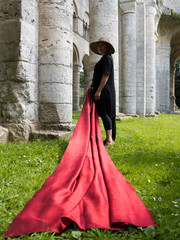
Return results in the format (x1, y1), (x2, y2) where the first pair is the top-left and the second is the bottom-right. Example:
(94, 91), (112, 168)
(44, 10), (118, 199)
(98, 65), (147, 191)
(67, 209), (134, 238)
(5, 37), (156, 239)
(90, 37), (116, 146)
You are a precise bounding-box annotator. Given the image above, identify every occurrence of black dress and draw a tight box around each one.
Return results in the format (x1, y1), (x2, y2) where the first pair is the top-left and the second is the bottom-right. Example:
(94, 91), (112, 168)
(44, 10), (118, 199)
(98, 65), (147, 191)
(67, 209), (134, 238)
(92, 54), (116, 141)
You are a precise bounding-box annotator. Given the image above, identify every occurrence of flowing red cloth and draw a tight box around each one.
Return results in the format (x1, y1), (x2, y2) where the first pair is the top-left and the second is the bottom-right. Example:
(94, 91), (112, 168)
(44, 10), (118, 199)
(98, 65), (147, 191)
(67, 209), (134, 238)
(5, 91), (156, 238)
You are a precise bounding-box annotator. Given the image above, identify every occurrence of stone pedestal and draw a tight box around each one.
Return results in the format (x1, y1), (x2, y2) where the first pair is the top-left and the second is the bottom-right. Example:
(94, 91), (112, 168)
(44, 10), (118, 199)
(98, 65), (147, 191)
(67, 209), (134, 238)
(89, 0), (119, 113)
(146, 1), (157, 114)
(0, 126), (9, 143)
(39, 0), (73, 129)
(119, 0), (137, 114)
(73, 64), (81, 110)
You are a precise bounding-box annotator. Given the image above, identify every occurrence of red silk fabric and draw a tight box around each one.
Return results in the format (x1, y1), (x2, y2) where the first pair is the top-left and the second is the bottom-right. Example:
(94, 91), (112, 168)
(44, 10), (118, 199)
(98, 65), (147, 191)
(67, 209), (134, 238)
(5, 91), (156, 238)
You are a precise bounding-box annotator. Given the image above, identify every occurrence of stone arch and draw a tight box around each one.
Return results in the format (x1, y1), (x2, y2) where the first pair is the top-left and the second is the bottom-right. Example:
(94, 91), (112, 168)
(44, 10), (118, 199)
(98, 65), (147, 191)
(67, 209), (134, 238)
(156, 13), (180, 113)
(73, 0), (78, 33)
(73, 43), (81, 110)
(170, 31), (180, 112)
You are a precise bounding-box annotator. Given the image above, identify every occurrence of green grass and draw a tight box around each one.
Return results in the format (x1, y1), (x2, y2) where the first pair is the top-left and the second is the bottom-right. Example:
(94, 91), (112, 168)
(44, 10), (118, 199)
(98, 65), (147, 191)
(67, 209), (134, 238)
(0, 114), (180, 240)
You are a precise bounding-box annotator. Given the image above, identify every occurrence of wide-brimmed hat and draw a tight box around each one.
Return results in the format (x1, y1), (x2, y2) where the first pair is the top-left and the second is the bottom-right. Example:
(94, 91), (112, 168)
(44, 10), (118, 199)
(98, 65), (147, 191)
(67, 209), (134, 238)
(90, 37), (115, 55)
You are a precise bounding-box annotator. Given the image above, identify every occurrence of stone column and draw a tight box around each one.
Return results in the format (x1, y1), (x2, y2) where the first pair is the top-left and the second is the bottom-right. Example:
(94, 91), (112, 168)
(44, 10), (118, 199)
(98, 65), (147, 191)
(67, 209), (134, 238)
(119, 0), (137, 114)
(170, 65), (176, 112)
(89, 0), (119, 113)
(73, 64), (81, 110)
(136, 0), (146, 116)
(146, 0), (157, 115)
(39, 0), (73, 129)
(156, 44), (171, 113)
(83, 55), (90, 93)
(0, 0), (39, 141)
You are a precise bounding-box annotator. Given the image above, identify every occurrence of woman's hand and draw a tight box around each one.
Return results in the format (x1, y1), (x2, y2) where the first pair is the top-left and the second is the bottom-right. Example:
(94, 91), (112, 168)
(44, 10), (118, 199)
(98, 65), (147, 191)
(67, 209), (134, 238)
(94, 91), (101, 101)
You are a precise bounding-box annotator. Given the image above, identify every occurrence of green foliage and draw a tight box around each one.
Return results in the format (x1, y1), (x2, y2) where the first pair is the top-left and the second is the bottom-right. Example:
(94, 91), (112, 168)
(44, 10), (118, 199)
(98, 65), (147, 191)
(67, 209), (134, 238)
(0, 114), (180, 240)
(80, 72), (84, 88)
(171, 9), (180, 21)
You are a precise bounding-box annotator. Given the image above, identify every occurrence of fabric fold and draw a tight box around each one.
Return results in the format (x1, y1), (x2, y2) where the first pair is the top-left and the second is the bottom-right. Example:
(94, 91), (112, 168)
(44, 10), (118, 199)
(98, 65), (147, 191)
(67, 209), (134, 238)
(5, 91), (156, 238)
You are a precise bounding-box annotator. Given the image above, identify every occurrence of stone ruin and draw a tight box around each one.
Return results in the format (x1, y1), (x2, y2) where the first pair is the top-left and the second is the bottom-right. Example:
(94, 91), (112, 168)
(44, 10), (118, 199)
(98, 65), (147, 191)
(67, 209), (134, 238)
(0, 0), (180, 142)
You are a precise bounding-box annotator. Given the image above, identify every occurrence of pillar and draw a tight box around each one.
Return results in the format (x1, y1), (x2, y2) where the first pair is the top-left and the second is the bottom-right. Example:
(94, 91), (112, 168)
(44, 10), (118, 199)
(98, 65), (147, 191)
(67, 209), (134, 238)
(73, 64), (81, 110)
(0, 0), (39, 141)
(170, 65), (176, 112)
(119, 0), (137, 114)
(89, 0), (119, 113)
(39, 0), (73, 129)
(136, 0), (146, 116)
(156, 44), (171, 113)
(146, 0), (157, 114)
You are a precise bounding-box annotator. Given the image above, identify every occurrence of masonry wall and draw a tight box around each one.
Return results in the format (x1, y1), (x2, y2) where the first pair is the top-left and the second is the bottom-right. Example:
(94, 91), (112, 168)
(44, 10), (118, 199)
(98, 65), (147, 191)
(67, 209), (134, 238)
(0, 0), (38, 140)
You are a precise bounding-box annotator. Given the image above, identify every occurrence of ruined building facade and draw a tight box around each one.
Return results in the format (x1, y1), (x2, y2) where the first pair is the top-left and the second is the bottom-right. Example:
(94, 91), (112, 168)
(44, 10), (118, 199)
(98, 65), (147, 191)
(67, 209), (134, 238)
(0, 0), (180, 141)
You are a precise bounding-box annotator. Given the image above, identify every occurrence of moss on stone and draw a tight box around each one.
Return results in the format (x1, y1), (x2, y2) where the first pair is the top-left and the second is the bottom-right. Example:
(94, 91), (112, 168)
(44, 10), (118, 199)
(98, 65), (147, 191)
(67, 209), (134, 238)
(171, 9), (180, 21)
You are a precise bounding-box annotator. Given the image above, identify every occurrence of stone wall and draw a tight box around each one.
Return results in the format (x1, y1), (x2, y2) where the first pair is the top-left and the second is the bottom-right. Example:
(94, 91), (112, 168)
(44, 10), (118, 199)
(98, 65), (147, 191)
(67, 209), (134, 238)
(0, 0), (38, 140)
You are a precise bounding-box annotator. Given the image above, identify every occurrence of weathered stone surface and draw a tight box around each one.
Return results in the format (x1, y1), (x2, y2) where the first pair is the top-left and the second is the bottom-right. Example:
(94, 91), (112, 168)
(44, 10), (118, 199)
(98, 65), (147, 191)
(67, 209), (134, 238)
(0, 20), (20, 43)
(39, 0), (73, 127)
(39, 103), (72, 123)
(29, 129), (73, 141)
(39, 48), (72, 66)
(21, 0), (38, 26)
(39, 83), (72, 104)
(0, 126), (9, 143)
(39, 65), (72, 84)
(6, 123), (31, 142)
(0, 0), (21, 21)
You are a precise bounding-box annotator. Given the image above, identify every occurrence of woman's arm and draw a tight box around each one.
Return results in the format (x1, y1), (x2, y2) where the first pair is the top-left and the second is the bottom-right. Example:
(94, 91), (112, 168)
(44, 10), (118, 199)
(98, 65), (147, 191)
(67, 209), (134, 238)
(94, 73), (109, 101)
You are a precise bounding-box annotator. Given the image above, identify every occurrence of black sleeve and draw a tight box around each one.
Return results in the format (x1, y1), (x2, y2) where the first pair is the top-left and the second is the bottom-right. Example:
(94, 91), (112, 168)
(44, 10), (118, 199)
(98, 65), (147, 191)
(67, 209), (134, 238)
(102, 55), (112, 76)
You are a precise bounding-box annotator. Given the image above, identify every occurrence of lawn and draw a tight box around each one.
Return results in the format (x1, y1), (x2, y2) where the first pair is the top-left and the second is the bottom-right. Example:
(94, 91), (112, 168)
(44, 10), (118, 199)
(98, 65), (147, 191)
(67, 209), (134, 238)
(0, 113), (179, 240)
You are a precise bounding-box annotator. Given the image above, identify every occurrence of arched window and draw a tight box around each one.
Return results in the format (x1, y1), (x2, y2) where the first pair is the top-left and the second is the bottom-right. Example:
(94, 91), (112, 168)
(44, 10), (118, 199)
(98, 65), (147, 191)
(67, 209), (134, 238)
(73, 0), (78, 33)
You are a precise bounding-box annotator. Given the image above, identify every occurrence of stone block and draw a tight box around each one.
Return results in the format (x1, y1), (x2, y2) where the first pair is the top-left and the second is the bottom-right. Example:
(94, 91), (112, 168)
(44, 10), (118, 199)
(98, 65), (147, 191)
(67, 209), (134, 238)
(0, 63), (6, 81)
(0, 126), (9, 143)
(39, 2), (73, 30)
(39, 64), (72, 84)
(21, 0), (38, 26)
(39, 47), (72, 66)
(39, 103), (72, 123)
(0, 0), (21, 21)
(3, 62), (37, 83)
(20, 41), (38, 63)
(29, 129), (73, 141)
(16, 62), (38, 83)
(0, 20), (20, 43)
(1, 102), (25, 123)
(0, 80), (38, 111)
(39, 83), (72, 104)
(39, 27), (72, 48)
(6, 123), (31, 141)
(0, 42), (20, 62)
(25, 102), (38, 123)
(21, 21), (38, 46)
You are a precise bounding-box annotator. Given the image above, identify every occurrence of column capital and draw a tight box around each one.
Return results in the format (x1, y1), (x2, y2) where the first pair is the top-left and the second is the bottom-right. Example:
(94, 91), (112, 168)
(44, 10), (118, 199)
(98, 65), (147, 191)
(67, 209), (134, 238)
(119, 0), (137, 14)
(73, 64), (82, 72)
